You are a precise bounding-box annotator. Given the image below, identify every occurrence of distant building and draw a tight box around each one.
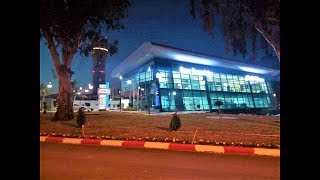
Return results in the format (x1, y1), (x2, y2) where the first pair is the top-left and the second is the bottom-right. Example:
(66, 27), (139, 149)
(111, 42), (280, 113)
(109, 99), (130, 110)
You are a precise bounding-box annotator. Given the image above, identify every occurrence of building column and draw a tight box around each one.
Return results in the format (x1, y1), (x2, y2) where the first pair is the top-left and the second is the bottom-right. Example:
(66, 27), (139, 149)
(248, 81), (256, 108)
(203, 75), (212, 112)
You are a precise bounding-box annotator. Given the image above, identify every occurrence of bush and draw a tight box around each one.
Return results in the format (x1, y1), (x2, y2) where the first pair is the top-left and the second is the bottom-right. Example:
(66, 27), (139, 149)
(76, 109), (86, 127)
(124, 107), (135, 111)
(170, 112), (181, 131)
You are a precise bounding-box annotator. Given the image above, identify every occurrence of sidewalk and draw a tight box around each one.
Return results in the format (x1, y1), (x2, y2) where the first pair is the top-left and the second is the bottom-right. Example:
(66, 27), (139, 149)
(40, 136), (279, 157)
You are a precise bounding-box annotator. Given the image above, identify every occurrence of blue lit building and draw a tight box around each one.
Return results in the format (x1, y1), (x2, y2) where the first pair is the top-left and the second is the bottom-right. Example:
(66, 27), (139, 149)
(111, 42), (279, 113)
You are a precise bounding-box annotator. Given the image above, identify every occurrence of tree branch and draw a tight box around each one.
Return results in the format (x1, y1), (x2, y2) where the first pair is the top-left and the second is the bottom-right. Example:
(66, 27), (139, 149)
(43, 32), (61, 72)
(254, 24), (280, 61)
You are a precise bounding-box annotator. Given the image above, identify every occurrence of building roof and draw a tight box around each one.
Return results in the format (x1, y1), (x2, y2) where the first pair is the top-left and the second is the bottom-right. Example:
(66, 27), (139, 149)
(111, 42), (280, 78)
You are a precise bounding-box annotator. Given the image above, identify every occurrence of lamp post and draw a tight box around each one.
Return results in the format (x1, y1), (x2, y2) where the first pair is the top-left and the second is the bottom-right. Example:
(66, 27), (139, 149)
(137, 86), (141, 111)
(126, 79), (132, 108)
(119, 75), (122, 112)
(273, 93), (277, 109)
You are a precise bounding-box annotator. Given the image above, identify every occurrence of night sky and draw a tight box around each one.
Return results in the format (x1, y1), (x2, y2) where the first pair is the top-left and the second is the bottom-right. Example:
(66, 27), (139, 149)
(40, 0), (280, 93)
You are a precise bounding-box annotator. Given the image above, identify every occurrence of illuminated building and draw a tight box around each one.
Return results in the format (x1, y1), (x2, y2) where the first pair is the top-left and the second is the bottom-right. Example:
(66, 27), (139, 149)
(111, 42), (279, 113)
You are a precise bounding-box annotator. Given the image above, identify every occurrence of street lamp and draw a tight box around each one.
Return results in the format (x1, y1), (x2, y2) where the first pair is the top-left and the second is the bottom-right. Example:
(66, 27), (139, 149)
(119, 75), (123, 112)
(47, 82), (52, 89)
(126, 80), (132, 108)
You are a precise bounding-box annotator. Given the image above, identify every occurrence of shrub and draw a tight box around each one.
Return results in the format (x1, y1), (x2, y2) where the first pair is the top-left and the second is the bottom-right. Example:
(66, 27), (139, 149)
(214, 100), (223, 115)
(170, 112), (181, 131)
(76, 109), (86, 127)
(124, 107), (135, 111)
(145, 104), (150, 115)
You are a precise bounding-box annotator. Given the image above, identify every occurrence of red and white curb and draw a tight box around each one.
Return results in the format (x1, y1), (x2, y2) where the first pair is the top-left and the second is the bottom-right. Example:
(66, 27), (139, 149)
(40, 136), (279, 157)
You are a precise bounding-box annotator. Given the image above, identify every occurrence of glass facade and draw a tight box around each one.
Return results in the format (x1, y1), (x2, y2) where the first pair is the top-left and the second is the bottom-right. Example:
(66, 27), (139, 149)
(121, 59), (275, 112)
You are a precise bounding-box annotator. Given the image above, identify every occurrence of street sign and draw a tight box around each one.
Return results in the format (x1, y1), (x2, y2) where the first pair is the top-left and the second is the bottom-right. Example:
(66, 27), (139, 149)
(99, 84), (107, 89)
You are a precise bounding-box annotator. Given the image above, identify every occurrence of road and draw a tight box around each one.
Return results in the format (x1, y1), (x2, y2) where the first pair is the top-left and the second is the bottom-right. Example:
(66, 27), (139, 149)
(40, 143), (279, 179)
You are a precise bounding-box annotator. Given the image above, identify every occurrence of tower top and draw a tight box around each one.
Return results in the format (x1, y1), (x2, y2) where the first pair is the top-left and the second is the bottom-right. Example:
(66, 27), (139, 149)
(92, 36), (108, 52)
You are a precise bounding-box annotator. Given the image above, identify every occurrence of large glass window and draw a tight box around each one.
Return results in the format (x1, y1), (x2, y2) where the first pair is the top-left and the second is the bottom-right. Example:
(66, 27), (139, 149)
(157, 69), (173, 89)
(172, 71), (182, 89)
(253, 94), (270, 108)
(161, 93), (176, 111)
(182, 91), (209, 111)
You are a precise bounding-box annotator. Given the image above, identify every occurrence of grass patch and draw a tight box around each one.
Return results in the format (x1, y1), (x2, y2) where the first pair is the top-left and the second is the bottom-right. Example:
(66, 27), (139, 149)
(40, 111), (280, 146)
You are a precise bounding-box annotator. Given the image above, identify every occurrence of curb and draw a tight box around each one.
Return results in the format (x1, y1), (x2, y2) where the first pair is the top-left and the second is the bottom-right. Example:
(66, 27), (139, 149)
(40, 136), (279, 157)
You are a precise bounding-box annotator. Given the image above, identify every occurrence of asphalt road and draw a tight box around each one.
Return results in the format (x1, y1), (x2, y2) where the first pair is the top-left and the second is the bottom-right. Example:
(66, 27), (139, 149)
(40, 143), (279, 179)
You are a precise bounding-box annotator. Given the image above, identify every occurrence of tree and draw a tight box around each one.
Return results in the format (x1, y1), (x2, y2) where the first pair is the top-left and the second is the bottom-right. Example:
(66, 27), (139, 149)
(71, 79), (79, 101)
(189, 0), (280, 61)
(40, 83), (52, 103)
(40, 84), (47, 108)
(40, 0), (130, 121)
(214, 100), (223, 115)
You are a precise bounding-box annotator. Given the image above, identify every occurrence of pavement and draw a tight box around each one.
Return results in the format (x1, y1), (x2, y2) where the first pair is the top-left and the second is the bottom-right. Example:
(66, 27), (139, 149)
(40, 136), (280, 157)
(41, 143), (280, 179)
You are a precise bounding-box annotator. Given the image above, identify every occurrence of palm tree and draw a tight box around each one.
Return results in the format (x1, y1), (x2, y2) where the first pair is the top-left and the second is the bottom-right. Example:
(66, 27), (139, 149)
(40, 83), (50, 109)
(214, 100), (223, 116)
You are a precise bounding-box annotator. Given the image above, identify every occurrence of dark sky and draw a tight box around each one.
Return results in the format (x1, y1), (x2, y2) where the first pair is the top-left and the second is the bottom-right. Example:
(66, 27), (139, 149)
(40, 0), (280, 93)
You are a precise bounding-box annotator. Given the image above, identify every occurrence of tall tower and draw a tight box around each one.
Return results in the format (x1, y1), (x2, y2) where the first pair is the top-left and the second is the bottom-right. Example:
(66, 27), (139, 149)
(92, 37), (109, 95)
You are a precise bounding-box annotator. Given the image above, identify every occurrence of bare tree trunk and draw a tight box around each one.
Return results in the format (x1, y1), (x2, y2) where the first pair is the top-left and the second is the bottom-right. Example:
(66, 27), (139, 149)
(53, 70), (74, 121)
(44, 34), (80, 121)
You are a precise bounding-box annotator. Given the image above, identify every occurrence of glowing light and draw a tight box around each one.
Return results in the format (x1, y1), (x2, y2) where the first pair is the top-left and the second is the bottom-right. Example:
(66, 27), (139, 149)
(47, 82), (52, 88)
(79, 87), (82, 90)
(141, 88), (144, 91)
(172, 91), (176, 96)
(119, 75), (122, 80)
(85, 89), (89, 93)
(77, 92), (81, 95)
(126, 80), (132, 84)
(244, 75), (265, 82)
(273, 94), (276, 97)
(148, 67), (151, 72)
(179, 66), (213, 77)
(156, 72), (162, 78)
(173, 54), (216, 66)
(93, 47), (108, 52)
(238, 66), (267, 74)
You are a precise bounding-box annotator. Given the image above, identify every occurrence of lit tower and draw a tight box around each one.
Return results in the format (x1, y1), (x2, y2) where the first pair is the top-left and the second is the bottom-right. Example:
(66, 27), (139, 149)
(92, 37), (109, 95)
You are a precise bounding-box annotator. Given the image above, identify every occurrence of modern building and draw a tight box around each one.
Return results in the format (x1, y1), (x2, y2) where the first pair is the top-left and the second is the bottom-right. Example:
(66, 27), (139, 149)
(111, 42), (280, 113)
